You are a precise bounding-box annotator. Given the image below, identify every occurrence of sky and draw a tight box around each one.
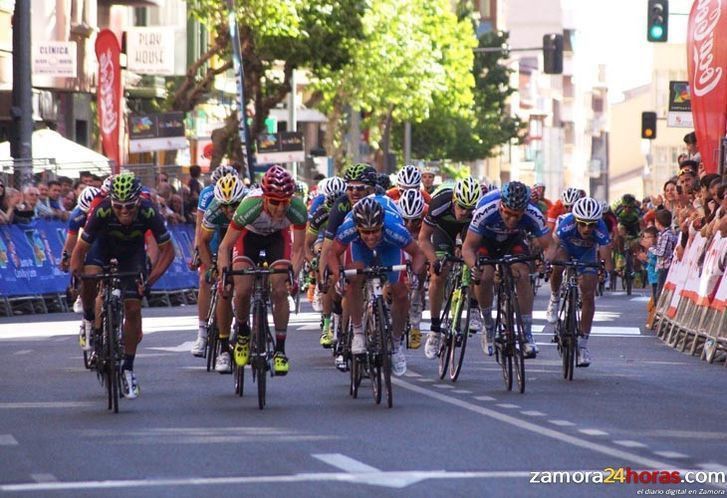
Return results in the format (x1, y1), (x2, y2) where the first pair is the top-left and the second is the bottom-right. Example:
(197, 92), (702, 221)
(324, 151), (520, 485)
(571, 0), (692, 101)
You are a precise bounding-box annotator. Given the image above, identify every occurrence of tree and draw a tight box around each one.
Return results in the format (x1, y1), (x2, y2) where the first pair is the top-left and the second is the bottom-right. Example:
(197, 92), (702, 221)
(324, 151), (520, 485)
(312, 0), (475, 171)
(391, 10), (526, 163)
(171, 0), (365, 170)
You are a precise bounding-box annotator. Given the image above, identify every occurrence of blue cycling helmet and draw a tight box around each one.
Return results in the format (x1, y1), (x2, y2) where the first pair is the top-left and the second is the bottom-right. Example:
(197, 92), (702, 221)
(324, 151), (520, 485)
(500, 181), (530, 211)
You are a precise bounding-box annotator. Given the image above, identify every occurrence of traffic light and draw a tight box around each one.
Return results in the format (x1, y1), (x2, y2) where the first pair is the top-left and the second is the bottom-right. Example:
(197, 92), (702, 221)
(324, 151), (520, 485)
(642, 112), (657, 139)
(543, 34), (563, 74)
(647, 0), (669, 42)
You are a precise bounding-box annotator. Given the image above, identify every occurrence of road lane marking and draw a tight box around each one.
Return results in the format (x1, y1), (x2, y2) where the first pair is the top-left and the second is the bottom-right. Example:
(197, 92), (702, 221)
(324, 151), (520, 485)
(12, 350), (32, 355)
(495, 404), (520, 409)
(312, 454), (378, 473)
(392, 377), (686, 470)
(473, 396), (496, 401)
(452, 390), (472, 394)
(653, 451), (689, 459)
(30, 474), (58, 483)
(0, 435), (18, 445)
(548, 420), (576, 427)
(578, 429), (609, 436)
(614, 440), (648, 448)
(0, 402), (96, 409)
(520, 411), (546, 417)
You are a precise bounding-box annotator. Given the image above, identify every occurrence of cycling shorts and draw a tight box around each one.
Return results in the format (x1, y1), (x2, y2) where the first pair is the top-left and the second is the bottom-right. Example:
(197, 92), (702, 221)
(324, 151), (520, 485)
(233, 228), (291, 265)
(84, 239), (147, 300)
(344, 241), (405, 284)
(477, 234), (528, 259)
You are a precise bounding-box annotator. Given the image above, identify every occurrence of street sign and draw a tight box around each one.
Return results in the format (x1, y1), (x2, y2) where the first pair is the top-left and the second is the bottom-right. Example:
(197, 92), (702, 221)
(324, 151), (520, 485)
(32, 42), (77, 77)
(125, 27), (175, 76)
(256, 131), (305, 165)
(129, 112), (187, 153)
(667, 81), (693, 128)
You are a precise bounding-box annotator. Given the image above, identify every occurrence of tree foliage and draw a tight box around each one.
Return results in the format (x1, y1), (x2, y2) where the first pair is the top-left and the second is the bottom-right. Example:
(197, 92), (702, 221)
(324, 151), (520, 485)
(172, 0), (365, 170)
(311, 0), (475, 168)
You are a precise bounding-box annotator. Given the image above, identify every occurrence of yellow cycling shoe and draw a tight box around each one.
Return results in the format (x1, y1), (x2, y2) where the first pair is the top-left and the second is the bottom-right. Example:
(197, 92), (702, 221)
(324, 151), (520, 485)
(233, 336), (250, 367)
(273, 352), (289, 376)
(319, 326), (334, 349)
(408, 327), (421, 349)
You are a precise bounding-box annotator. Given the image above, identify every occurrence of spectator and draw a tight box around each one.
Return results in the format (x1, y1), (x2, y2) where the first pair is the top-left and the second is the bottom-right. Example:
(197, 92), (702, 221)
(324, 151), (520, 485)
(57, 176), (73, 197)
(638, 225), (660, 327)
(0, 179), (9, 224)
(683, 131), (700, 164)
(168, 194), (190, 224)
(45, 180), (69, 220)
(1, 187), (21, 224)
(79, 171), (94, 186)
(62, 190), (77, 212)
(37, 182), (50, 209)
(188, 165), (203, 198)
(649, 209), (678, 300)
(13, 186), (42, 224)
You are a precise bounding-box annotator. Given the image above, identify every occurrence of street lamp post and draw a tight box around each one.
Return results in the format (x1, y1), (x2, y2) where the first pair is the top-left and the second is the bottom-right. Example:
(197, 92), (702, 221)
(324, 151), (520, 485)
(11, 0), (33, 188)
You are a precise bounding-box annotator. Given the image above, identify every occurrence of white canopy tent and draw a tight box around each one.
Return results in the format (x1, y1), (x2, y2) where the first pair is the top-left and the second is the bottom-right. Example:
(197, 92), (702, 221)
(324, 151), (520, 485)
(0, 129), (112, 176)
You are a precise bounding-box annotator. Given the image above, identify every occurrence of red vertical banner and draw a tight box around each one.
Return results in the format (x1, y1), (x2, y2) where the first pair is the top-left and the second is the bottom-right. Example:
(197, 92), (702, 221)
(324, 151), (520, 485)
(95, 29), (122, 172)
(687, 0), (727, 174)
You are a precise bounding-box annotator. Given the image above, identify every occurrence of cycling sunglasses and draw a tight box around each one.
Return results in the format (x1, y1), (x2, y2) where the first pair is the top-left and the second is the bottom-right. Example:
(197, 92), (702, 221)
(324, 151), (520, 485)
(111, 200), (138, 211)
(499, 205), (523, 217)
(357, 227), (382, 235)
(576, 219), (597, 228)
(347, 185), (368, 193)
(266, 198), (290, 206)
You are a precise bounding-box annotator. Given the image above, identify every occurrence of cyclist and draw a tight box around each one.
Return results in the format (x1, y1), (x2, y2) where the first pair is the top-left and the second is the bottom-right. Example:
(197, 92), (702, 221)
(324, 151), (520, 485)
(306, 176), (347, 348)
(421, 165), (437, 194)
(377, 173), (392, 192)
(59, 186), (100, 346)
(421, 177), (482, 359)
(611, 193), (643, 280)
(386, 165), (433, 203)
(530, 182), (551, 216)
(547, 187), (583, 232)
(328, 197), (426, 376)
(462, 181), (553, 358)
(396, 189), (428, 349)
(192, 165), (238, 354)
(190, 175), (247, 371)
(546, 197), (613, 366)
(70, 172), (175, 399)
(216, 165), (306, 376)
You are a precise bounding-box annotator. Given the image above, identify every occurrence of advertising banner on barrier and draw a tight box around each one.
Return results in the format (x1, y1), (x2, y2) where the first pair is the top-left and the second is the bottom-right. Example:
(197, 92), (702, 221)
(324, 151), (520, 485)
(0, 220), (68, 297)
(679, 233), (708, 303)
(697, 232), (727, 306)
(667, 233), (706, 317)
(0, 221), (199, 298)
(152, 224), (197, 291)
(711, 272), (727, 312)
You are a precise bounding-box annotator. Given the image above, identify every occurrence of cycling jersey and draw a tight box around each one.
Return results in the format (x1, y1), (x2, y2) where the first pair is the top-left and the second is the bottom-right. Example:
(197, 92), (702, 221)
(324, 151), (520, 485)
(307, 193), (327, 222)
(230, 189), (307, 235)
(197, 184), (215, 213)
(67, 206), (87, 235)
(612, 200), (642, 236)
(469, 191), (549, 242)
(555, 213), (610, 273)
(324, 193), (400, 240)
(201, 198), (234, 234)
(308, 201), (332, 237)
(334, 201), (412, 282)
(385, 187), (432, 203)
(547, 199), (565, 226)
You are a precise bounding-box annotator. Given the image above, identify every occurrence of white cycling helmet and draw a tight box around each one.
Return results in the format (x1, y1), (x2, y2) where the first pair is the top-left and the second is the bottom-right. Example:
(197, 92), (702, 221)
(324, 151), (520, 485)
(213, 174), (246, 205)
(397, 165), (422, 189)
(78, 186), (100, 213)
(561, 187), (582, 207)
(211, 165), (239, 185)
(572, 197), (603, 222)
(397, 189), (425, 219)
(100, 175), (114, 195)
(325, 177), (346, 202)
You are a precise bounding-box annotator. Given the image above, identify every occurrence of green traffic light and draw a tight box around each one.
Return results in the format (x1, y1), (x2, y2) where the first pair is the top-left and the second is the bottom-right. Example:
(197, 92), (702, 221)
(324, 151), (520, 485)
(650, 24), (664, 40)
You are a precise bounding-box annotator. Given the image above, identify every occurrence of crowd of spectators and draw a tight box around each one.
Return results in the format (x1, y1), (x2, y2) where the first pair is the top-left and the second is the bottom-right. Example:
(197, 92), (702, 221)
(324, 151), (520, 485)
(0, 167), (207, 226)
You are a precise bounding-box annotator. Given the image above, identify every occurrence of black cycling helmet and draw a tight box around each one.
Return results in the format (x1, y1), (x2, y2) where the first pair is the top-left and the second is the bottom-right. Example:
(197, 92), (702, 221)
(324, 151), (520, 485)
(352, 197), (384, 230)
(500, 181), (530, 211)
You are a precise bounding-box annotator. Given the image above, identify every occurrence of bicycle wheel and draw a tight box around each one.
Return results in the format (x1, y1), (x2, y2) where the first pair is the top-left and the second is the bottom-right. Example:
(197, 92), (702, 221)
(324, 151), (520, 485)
(253, 301), (267, 410)
(205, 323), (219, 372)
(437, 284), (455, 379)
(495, 285), (512, 391)
(234, 364), (245, 396)
(376, 298), (393, 408)
(449, 287), (469, 382)
(351, 353), (363, 398)
(624, 252), (633, 296)
(107, 299), (122, 413)
(506, 292), (525, 394)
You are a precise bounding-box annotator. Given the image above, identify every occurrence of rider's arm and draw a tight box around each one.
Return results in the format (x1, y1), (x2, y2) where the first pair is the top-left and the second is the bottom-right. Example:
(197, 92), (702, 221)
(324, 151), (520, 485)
(70, 238), (90, 276)
(537, 233), (556, 261)
(327, 240), (346, 282)
(599, 244), (614, 272)
(403, 240), (426, 275)
(417, 221), (437, 263)
(290, 228), (305, 276)
(217, 224), (241, 274)
(147, 241), (174, 287)
(198, 227), (215, 269)
(461, 229), (482, 269)
(304, 226), (318, 262)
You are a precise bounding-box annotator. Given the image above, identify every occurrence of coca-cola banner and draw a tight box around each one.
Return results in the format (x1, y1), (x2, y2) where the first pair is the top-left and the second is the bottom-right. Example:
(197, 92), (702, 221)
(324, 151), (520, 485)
(94, 29), (121, 171)
(687, 0), (727, 174)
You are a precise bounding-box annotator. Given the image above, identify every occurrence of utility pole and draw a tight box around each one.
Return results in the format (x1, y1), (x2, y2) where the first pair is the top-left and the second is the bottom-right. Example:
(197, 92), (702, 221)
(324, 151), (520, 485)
(11, 0), (33, 188)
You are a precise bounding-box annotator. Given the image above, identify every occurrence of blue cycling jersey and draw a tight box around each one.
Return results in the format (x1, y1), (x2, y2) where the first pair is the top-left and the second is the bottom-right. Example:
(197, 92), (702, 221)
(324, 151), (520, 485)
(335, 201), (412, 249)
(197, 185), (215, 212)
(469, 191), (549, 241)
(67, 206), (87, 233)
(308, 193), (327, 222)
(556, 213), (611, 255)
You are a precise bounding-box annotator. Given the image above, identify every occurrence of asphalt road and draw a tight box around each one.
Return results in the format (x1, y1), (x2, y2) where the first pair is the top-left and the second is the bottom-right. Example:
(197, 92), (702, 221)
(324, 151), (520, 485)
(1, 286), (726, 498)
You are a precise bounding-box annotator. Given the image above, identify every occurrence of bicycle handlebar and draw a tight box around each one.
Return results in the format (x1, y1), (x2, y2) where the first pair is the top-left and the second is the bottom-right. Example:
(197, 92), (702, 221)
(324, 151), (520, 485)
(79, 270), (145, 281)
(477, 253), (541, 266)
(343, 264), (408, 278)
(548, 259), (602, 269)
(222, 266), (293, 287)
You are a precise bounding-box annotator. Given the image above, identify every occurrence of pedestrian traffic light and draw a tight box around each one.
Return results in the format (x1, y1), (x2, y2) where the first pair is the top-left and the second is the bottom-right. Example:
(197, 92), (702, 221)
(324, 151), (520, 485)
(642, 112), (657, 139)
(647, 0), (669, 42)
(543, 34), (563, 74)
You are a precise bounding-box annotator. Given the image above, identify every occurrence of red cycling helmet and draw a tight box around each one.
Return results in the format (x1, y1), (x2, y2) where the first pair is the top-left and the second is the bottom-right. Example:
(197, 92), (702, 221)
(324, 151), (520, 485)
(261, 165), (295, 199)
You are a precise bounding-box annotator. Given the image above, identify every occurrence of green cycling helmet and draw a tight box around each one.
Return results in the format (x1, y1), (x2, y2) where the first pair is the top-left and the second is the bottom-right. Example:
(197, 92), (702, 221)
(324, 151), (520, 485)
(110, 171), (142, 202)
(344, 163), (370, 183)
